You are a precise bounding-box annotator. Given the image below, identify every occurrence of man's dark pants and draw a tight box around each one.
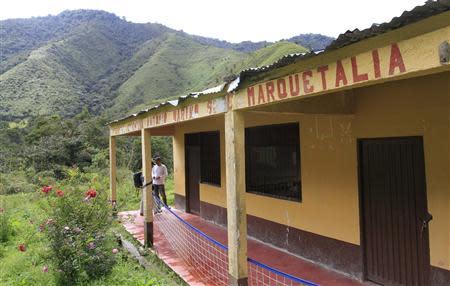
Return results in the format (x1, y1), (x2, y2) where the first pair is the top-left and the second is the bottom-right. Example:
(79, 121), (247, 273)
(154, 184), (167, 206)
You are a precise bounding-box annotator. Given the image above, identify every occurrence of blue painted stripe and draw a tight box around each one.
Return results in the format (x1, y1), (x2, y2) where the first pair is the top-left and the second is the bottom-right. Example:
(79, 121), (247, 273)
(247, 258), (319, 286)
(154, 196), (319, 285)
(154, 195), (228, 250)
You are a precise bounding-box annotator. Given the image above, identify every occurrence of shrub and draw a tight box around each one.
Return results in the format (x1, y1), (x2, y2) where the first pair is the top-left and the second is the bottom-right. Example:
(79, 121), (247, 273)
(0, 208), (12, 243)
(42, 185), (116, 285)
(0, 171), (37, 194)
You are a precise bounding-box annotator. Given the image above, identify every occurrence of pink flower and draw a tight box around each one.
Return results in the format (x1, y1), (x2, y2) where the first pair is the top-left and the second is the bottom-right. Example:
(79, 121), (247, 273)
(87, 242), (96, 250)
(18, 243), (26, 252)
(112, 248), (119, 254)
(42, 266), (49, 273)
(56, 190), (64, 197)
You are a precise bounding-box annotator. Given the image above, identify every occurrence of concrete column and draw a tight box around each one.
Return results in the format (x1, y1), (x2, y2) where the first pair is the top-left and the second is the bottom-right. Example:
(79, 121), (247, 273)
(141, 128), (153, 247)
(109, 135), (117, 204)
(225, 110), (248, 286)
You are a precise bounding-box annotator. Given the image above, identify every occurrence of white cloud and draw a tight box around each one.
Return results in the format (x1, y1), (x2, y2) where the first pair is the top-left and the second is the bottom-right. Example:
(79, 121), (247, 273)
(1, 0), (427, 42)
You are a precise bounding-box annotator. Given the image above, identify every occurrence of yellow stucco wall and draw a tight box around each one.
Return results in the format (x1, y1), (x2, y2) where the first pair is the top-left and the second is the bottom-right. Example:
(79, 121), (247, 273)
(173, 114), (227, 208)
(353, 72), (450, 270)
(172, 72), (449, 271)
(242, 112), (360, 244)
(174, 111), (360, 244)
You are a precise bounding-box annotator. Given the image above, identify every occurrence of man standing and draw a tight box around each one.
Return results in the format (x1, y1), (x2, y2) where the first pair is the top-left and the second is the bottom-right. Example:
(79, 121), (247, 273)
(152, 156), (168, 207)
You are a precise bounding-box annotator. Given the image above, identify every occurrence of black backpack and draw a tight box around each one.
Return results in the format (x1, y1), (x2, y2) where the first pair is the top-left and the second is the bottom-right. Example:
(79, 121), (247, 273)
(133, 171), (143, 188)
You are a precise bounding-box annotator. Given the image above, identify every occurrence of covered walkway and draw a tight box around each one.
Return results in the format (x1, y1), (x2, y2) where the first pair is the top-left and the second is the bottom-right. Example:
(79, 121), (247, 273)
(119, 209), (365, 286)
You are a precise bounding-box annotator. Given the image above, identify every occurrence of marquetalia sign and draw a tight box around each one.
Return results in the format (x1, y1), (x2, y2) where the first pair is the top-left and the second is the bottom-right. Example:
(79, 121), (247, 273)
(246, 43), (406, 107)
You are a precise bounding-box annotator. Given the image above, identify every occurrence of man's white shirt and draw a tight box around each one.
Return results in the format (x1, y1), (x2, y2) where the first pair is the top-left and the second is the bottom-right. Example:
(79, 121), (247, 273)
(152, 164), (168, 185)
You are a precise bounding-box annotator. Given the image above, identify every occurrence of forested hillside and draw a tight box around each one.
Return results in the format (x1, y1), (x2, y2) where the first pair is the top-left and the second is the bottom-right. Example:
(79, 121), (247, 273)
(0, 9), (333, 285)
(0, 9), (333, 195)
(0, 10), (332, 121)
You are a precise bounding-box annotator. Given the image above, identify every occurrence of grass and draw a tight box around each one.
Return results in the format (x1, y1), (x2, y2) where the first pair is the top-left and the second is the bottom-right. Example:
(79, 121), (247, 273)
(0, 175), (181, 286)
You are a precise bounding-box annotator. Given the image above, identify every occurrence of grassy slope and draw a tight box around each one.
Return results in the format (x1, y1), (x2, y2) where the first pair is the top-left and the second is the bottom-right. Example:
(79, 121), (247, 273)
(242, 41), (308, 68)
(111, 37), (308, 116)
(0, 174), (180, 286)
(0, 25), (128, 119)
(1, 12), (308, 120)
(0, 11), (167, 121)
(109, 33), (248, 115)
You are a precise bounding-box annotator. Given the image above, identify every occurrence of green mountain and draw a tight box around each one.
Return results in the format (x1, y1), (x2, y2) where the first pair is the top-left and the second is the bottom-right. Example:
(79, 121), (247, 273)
(0, 10), (328, 121)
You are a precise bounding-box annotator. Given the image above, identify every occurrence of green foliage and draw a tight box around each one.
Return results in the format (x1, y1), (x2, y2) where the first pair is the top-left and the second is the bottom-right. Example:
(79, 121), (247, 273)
(0, 11), (170, 120)
(0, 171), (37, 195)
(42, 184), (115, 285)
(0, 192), (53, 285)
(242, 41), (308, 67)
(0, 209), (12, 243)
(109, 35), (308, 116)
(0, 9), (324, 121)
(0, 190), (182, 286)
(1, 109), (106, 171)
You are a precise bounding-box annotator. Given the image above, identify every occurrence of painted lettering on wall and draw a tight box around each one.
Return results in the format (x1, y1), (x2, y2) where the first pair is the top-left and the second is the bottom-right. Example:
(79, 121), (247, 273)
(110, 120), (142, 136)
(143, 112), (168, 128)
(173, 104), (199, 122)
(138, 96), (230, 131)
(207, 96), (231, 114)
(246, 43), (406, 107)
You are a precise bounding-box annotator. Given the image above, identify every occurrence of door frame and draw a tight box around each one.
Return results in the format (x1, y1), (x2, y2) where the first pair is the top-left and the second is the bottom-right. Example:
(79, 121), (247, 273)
(356, 136), (431, 283)
(184, 144), (192, 213)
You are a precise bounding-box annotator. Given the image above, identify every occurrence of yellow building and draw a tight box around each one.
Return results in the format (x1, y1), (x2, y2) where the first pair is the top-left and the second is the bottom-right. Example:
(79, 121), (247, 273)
(109, 1), (450, 285)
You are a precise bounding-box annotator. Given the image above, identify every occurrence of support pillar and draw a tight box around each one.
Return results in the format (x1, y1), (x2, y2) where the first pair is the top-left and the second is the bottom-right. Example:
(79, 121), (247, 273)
(109, 135), (117, 204)
(225, 110), (248, 286)
(141, 128), (153, 247)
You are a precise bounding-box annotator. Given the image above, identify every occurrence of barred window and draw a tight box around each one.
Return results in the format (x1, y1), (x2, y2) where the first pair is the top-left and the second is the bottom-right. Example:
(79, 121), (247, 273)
(245, 123), (301, 201)
(200, 131), (221, 186)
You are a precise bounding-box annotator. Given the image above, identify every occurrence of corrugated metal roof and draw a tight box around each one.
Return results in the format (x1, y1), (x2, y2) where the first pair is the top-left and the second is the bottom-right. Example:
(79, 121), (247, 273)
(229, 0), (450, 91)
(326, 0), (450, 51)
(108, 83), (226, 124)
(109, 0), (449, 126)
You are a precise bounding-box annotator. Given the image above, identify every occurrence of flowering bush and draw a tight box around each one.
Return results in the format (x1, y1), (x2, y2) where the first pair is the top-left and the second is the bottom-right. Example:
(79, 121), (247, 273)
(42, 185), (116, 285)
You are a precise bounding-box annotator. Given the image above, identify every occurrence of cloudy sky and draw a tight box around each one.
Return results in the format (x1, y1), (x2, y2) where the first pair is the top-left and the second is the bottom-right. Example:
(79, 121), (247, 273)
(1, 0), (427, 42)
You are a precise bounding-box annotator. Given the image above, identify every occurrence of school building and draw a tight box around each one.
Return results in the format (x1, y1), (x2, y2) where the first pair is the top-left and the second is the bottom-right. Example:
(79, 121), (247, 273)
(109, 1), (450, 285)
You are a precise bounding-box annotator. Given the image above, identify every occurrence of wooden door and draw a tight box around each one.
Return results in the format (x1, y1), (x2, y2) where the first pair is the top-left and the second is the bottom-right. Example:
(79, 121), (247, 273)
(359, 137), (431, 286)
(186, 145), (201, 215)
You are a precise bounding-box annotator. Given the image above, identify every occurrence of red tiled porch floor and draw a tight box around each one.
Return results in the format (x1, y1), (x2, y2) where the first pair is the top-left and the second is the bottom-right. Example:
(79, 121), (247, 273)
(118, 209), (365, 286)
